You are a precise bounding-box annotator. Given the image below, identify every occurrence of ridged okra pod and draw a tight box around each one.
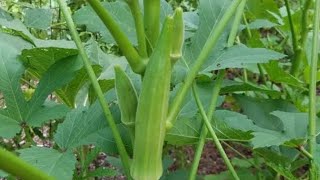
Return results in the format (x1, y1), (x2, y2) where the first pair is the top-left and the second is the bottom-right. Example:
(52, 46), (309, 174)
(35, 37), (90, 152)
(130, 17), (174, 180)
(114, 66), (138, 143)
(171, 7), (184, 63)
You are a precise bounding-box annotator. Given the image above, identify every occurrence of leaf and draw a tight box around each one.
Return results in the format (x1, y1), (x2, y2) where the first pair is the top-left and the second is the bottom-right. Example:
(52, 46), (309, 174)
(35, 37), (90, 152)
(26, 56), (82, 116)
(202, 44), (286, 72)
(204, 168), (256, 180)
(0, 8), (13, 20)
(183, 0), (232, 67)
(0, 17), (35, 44)
(18, 147), (76, 180)
(254, 148), (297, 179)
(54, 97), (132, 154)
(240, 19), (278, 30)
(27, 101), (69, 127)
(251, 111), (308, 148)
(73, 1), (136, 44)
(165, 110), (254, 145)
(56, 65), (102, 107)
(24, 8), (53, 30)
(86, 167), (118, 178)
(21, 43), (78, 77)
(235, 95), (297, 131)
(0, 32), (33, 51)
(264, 61), (304, 88)
(0, 113), (20, 138)
(221, 80), (281, 96)
(0, 42), (28, 121)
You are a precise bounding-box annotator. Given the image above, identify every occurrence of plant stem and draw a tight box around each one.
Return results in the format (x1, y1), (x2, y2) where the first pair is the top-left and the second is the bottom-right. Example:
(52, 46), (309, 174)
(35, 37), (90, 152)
(166, 0), (243, 128)
(86, 0), (146, 74)
(0, 147), (54, 180)
(308, 0), (320, 178)
(192, 83), (239, 180)
(57, 0), (132, 178)
(189, 1), (246, 179)
(291, 0), (312, 76)
(127, 0), (148, 58)
(188, 70), (225, 180)
(284, 0), (298, 53)
(144, 0), (160, 53)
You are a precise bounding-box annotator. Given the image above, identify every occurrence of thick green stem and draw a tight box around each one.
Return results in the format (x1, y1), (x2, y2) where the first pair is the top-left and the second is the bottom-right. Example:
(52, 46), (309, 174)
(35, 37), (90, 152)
(0, 147), (54, 180)
(284, 0), (298, 52)
(57, 0), (131, 178)
(291, 0), (312, 76)
(188, 70), (225, 180)
(308, 0), (320, 178)
(192, 83), (239, 180)
(166, 0), (243, 128)
(86, 0), (146, 74)
(227, 0), (247, 46)
(127, 0), (148, 58)
(144, 0), (160, 53)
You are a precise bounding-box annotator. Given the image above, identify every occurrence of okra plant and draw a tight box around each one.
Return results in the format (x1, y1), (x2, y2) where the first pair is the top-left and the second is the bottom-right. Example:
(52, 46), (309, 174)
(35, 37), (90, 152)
(0, 0), (320, 179)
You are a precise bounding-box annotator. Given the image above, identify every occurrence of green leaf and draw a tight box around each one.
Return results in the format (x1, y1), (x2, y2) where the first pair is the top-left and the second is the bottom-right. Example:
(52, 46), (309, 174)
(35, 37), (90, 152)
(27, 101), (69, 127)
(204, 168), (256, 180)
(54, 97), (132, 154)
(24, 8), (53, 30)
(18, 147), (76, 180)
(235, 95), (297, 131)
(254, 148), (297, 179)
(0, 18), (35, 44)
(86, 167), (118, 178)
(202, 44), (286, 72)
(165, 110), (254, 145)
(0, 8), (13, 20)
(0, 42), (28, 121)
(21, 42), (78, 77)
(73, 1), (136, 44)
(0, 113), (20, 138)
(246, 0), (280, 22)
(251, 111), (308, 148)
(264, 61), (305, 88)
(241, 19), (278, 30)
(0, 32), (33, 51)
(221, 80), (281, 96)
(183, 0), (232, 67)
(56, 65), (102, 107)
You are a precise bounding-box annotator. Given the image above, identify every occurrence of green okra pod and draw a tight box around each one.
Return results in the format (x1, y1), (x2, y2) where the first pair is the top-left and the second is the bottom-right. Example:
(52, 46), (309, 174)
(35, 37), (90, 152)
(114, 66), (138, 142)
(130, 16), (174, 180)
(171, 7), (184, 64)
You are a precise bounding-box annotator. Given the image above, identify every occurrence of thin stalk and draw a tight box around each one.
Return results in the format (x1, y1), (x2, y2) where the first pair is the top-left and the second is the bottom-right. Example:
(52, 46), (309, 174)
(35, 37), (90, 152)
(126, 0), (148, 58)
(166, 0), (243, 128)
(189, 2), (246, 179)
(188, 70), (225, 180)
(297, 146), (313, 160)
(227, 0), (247, 46)
(291, 0), (312, 76)
(144, 0), (160, 53)
(0, 147), (54, 180)
(86, 0), (146, 74)
(308, 0), (320, 178)
(56, 0), (131, 178)
(192, 84), (239, 180)
(284, 0), (298, 52)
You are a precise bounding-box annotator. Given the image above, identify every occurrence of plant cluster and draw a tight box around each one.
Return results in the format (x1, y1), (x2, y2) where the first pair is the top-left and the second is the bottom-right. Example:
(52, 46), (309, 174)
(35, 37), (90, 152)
(0, 0), (319, 179)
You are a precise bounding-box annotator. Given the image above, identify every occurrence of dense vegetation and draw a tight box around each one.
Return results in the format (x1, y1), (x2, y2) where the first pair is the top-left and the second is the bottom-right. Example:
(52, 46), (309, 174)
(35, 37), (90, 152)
(0, 0), (319, 179)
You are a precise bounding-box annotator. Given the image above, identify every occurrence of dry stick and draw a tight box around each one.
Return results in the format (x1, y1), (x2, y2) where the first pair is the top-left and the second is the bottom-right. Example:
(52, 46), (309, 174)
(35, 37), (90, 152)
(188, 1), (247, 179)
(56, 0), (131, 178)
(308, 0), (320, 178)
